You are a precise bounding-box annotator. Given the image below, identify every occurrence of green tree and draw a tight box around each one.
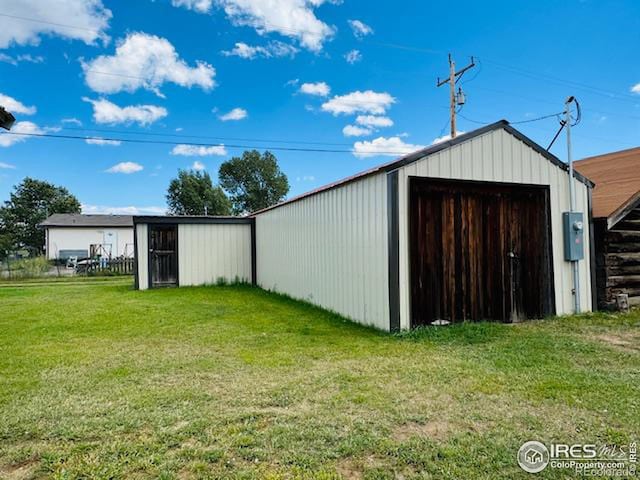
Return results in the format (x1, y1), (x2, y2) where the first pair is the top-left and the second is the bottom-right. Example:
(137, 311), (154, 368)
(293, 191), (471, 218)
(166, 169), (231, 216)
(219, 150), (289, 214)
(0, 177), (81, 254)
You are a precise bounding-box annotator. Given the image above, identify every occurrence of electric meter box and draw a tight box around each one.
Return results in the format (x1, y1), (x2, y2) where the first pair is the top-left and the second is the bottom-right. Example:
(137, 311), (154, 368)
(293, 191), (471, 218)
(563, 211), (584, 261)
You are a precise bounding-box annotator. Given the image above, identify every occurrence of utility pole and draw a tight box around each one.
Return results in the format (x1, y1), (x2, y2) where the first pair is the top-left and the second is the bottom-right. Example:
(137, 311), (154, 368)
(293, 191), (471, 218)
(437, 54), (476, 139)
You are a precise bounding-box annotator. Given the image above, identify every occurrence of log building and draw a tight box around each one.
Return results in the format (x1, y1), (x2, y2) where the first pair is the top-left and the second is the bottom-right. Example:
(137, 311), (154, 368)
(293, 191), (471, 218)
(576, 147), (640, 309)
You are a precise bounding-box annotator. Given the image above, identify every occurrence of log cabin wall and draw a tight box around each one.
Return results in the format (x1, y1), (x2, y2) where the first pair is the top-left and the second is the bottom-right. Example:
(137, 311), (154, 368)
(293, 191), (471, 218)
(596, 207), (640, 309)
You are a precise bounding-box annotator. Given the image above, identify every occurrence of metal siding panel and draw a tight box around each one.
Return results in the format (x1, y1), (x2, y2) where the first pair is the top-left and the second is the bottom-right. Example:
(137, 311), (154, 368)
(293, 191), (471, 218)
(255, 173), (390, 330)
(178, 223), (251, 285)
(395, 128), (593, 325)
(136, 224), (148, 290)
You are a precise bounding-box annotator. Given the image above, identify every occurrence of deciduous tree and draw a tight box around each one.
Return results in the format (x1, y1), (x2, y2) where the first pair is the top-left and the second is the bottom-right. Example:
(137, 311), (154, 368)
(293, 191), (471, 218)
(166, 169), (231, 216)
(219, 150), (289, 215)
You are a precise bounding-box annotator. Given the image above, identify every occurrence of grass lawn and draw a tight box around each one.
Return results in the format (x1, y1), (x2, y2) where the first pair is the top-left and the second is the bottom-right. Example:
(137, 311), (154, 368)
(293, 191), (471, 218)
(0, 278), (638, 479)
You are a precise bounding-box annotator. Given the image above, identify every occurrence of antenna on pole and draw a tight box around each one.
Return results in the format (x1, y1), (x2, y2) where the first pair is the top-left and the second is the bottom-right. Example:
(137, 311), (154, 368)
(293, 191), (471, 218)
(437, 54), (475, 139)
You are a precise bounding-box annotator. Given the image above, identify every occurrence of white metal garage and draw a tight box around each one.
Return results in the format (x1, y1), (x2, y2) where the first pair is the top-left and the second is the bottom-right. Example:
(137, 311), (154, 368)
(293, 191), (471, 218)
(134, 121), (595, 332)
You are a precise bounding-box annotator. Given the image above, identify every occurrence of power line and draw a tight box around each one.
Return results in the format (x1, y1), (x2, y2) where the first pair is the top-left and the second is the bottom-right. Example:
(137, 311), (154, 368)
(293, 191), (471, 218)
(0, 130), (417, 155)
(458, 111), (562, 126)
(0, 12), (103, 34)
(60, 126), (355, 147)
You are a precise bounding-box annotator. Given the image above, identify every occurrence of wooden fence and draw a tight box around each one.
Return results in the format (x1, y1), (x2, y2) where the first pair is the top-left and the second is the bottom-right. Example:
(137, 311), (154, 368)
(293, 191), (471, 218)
(82, 258), (135, 275)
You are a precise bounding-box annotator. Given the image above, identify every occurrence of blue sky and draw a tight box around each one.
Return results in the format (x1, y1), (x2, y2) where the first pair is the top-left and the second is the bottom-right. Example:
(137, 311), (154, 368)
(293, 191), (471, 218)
(0, 0), (639, 214)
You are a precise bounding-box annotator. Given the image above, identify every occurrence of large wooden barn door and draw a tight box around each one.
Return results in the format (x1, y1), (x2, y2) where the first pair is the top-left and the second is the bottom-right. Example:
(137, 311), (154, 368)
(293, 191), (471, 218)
(148, 225), (178, 288)
(410, 178), (554, 326)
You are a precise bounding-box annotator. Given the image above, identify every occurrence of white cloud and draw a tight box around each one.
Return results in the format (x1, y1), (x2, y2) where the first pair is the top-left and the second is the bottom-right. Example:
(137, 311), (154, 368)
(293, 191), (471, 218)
(296, 175), (315, 181)
(321, 90), (395, 116)
(61, 117), (82, 126)
(0, 93), (36, 115)
(431, 132), (465, 145)
(85, 137), (121, 146)
(222, 41), (298, 59)
(299, 81), (330, 97)
(356, 115), (393, 128)
(353, 136), (424, 158)
(105, 161), (143, 174)
(83, 97), (167, 126)
(0, 121), (50, 147)
(344, 49), (362, 64)
(0, 162), (16, 169)
(82, 32), (216, 96)
(348, 19), (373, 38)
(171, 0), (213, 12)
(631, 83), (640, 94)
(192, 160), (206, 171)
(171, 144), (228, 156)
(219, 107), (247, 121)
(342, 125), (371, 137)
(215, 0), (336, 52)
(0, 53), (44, 65)
(82, 203), (166, 215)
(0, 0), (111, 49)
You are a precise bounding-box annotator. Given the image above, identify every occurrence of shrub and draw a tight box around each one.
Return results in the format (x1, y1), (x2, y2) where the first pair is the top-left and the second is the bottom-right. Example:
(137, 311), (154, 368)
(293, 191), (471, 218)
(5, 256), (50, 279)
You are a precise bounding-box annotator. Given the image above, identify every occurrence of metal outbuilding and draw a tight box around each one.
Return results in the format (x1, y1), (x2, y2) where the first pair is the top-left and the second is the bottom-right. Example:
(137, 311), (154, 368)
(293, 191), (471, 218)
(134, 120), (595, 331)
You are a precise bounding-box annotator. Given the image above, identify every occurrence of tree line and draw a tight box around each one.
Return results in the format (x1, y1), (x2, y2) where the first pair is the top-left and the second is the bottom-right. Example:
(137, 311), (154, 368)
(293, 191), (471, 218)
(0, 150), (289, 257)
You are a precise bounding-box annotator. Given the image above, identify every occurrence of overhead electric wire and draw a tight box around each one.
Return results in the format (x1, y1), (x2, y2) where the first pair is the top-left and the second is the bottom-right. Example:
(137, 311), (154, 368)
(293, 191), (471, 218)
(60, 126), (355, 147)
(458, 111), (563, 126)
(0, 130), (418, 155)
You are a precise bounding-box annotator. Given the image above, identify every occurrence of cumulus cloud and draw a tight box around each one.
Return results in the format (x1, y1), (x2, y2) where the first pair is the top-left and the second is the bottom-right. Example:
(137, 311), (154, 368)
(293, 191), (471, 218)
(85, 137), (121, 146)
(431, 132), (465, 145)
(348, 19), (373, 38)
(83, 97), (167, 126)
(342, 125), (371, 137)
(0, 0), (111, 48)
(171, 144), (228, 156)
(356, 115), (393, 128)
(344, 49), (362, 64)
(0, 162), (16, 169)
(105, 161), (143, 174)
(82, 203), (166, 215)
(219, 107), (247, 121)
(192, 160), (206, 171)
(321, 90), (395, 116)
(299, 81), (330, 97)
(82, 32), (216, 96)
(0, 121), (52, 147)
(221, 41), (298, 59)
(0, 53), (44, 65)
(353, 136), (424, 158)
(215, 0), (336, 51)
(171, 0), (213, 12)
(0, 93), (36, 115)
(631, 83), (640, 94)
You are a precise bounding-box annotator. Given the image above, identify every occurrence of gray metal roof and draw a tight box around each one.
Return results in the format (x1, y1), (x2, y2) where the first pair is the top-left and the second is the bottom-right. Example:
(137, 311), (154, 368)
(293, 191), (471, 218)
(39, 214), (133, 228)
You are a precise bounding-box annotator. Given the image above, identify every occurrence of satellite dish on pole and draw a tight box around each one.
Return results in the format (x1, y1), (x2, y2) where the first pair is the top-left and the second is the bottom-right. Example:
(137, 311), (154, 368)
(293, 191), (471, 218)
(0, 106), (16, 131)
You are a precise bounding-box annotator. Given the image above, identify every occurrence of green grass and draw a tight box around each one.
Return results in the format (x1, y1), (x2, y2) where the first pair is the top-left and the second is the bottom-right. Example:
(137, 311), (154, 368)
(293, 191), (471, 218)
(0, 278), (638, 479)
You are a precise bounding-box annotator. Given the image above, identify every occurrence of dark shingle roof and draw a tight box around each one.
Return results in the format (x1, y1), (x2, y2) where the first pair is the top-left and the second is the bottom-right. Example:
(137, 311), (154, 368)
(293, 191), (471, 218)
(39, 214), (133, 228)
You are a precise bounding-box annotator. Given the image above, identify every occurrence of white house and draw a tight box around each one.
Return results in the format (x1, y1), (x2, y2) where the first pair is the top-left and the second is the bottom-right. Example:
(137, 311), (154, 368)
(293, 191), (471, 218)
(40, 214), (134, 260)
(134, 121), (595, 331)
